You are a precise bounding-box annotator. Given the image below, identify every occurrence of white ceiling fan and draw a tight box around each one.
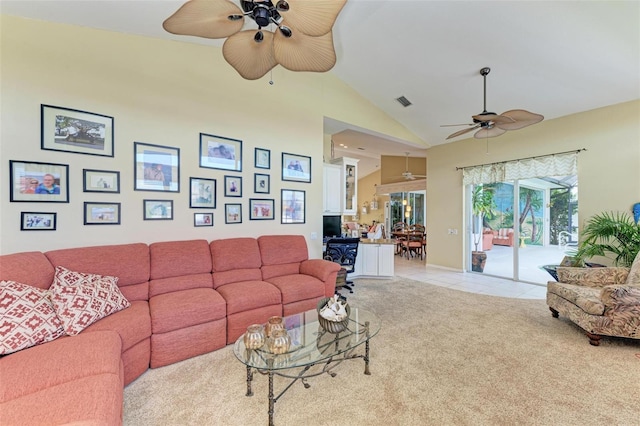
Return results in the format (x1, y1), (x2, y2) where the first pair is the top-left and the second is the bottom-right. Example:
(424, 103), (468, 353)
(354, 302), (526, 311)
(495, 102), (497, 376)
(394, 152), (426, 181)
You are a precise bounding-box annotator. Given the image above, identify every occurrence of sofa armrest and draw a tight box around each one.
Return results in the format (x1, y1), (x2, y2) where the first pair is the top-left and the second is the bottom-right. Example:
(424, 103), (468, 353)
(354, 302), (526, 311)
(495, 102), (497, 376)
(300, 259), (341, 282)
(600, 285), (640, 307)
(556, 267), (630, 288)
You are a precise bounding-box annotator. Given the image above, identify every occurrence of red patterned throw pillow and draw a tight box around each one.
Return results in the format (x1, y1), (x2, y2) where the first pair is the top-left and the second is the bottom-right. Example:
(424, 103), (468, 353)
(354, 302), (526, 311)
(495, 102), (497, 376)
(50, 266), (130, 336)
(0, 280), (65, 355)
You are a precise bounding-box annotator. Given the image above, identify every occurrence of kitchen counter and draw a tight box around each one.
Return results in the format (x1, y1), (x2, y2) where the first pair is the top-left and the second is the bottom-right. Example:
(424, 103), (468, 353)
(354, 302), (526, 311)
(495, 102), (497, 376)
(359, 238), (396, 245)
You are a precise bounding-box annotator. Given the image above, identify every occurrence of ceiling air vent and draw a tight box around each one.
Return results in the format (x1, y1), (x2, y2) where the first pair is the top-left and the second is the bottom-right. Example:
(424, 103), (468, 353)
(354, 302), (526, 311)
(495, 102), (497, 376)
(395, 96), (412, 107)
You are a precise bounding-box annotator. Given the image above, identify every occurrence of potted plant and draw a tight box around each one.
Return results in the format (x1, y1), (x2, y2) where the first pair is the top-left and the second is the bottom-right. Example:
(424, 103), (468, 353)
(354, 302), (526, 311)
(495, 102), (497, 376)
(471, 185), (496, 272)
(574, 211), (640, 267)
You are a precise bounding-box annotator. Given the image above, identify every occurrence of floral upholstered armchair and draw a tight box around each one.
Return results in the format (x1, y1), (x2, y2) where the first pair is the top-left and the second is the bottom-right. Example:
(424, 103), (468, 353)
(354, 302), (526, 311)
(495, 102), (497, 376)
(546, 251), (640, 345)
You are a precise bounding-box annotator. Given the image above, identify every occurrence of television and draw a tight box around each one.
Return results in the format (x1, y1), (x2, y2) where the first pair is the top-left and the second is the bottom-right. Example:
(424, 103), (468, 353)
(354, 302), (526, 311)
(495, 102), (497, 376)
(322, 215), (342, 239)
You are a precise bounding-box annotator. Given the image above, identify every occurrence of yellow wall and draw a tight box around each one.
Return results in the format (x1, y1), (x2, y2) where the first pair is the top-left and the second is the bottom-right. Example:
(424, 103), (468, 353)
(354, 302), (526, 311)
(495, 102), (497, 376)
(0, 16), (423, 256)
(425, 100), (640, 270)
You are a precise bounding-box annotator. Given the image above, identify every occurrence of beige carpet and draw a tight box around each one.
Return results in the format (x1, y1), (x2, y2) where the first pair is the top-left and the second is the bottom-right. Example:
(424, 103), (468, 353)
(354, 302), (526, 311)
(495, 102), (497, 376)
(124, 278), (640, 425)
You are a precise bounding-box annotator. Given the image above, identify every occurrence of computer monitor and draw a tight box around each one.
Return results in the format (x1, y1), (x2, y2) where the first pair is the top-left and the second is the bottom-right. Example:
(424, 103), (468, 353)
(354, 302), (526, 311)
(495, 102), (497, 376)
(322, 215), (342, 239)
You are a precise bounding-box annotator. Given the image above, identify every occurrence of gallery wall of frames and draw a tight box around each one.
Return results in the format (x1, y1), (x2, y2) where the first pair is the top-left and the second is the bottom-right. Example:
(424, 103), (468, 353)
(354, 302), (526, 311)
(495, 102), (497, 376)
(11, 104), (308, 232)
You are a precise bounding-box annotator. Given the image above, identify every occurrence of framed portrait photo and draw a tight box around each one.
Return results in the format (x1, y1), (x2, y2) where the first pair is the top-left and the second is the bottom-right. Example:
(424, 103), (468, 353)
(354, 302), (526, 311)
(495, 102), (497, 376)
(249, 198), (275, 220)
(190, 177), (216, 209)
(21, 212), (57, 231)
(10, 160), (69, 203)
(282, 152), (311, 183)
(83, 169), (120, 193)
(41, 104), (114, 157)
(199, 133), (242, 172)
(255, 148), (270, 169)
(281, 189), (306, 224)
(225, 203), (242, 224)
(143, 200), (173, 220)
(224, 175), (242, 197)
(254, 173), (270, 194)
(134, 142), (180, 192)
(194, 212), (213, 227)
(83, 202), (121, 225)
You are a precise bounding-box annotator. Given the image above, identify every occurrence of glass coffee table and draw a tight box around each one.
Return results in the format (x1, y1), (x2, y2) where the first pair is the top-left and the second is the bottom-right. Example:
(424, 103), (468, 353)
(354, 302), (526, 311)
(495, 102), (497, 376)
(233, 306), (381, 426)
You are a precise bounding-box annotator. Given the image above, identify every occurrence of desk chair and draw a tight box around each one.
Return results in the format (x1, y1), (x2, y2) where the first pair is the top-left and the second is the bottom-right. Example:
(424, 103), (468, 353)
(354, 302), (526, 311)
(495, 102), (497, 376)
(324, 238), (360, 295)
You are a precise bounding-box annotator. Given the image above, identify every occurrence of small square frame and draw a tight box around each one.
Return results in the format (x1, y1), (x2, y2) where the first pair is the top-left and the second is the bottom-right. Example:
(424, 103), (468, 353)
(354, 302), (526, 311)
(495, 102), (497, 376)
(41, 104), (114, 157)
(134, 142), (180, 192)
(249, 198), (275, 220)
(194, 212), (213, 227)
(143, 199), (173, 220)
(83, 169), (120, 193)
(10, 160), (69, 203)
(254, 173), (270, 194)
(282, 152), (311, 183)
(190, 177), (216, 209)
(255, 148), (271, 169)
(199, 133), (242, 172)
(281, 189), (306, 224)
(84, 202), (121, 225)
(21, 212), (57, 231)
(224, 175), (242, 197)
(225, 203), (242, 224)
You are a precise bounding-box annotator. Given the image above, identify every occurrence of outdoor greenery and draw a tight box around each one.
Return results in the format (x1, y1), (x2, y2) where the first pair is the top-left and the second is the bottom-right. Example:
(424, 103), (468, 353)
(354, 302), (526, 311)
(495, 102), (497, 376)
(549, 188), (572, 245)
(575, 211), (640, 267)
(471, 185), (496, 251)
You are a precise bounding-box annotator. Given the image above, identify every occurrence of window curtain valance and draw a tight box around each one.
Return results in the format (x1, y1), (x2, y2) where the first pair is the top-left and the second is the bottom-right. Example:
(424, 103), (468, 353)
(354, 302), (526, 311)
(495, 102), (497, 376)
(462, 151), (580, 185)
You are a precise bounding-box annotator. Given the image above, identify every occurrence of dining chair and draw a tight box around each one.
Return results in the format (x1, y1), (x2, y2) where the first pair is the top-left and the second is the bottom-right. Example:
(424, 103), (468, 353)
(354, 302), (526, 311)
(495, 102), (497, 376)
(402, 231), (424, 260)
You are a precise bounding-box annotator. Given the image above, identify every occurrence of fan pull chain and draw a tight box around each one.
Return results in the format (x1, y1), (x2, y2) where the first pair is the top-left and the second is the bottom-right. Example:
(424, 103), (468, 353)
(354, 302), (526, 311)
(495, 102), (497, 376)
(486, 138), (490, 154)
(269, 68), (274, 86)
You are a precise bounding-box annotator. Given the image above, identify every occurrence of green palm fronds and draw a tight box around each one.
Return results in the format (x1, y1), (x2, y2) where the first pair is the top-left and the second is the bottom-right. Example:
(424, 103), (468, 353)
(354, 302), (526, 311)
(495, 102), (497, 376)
(575, 211), (640, 267)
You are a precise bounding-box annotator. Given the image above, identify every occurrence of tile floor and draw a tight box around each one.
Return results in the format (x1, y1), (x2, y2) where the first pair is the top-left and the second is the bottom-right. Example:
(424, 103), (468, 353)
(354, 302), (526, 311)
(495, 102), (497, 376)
(385, 254), (548, 300)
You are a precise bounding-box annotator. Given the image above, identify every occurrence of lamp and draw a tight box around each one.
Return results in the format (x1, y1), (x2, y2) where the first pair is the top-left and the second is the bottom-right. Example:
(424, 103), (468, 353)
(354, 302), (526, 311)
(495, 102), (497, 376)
(370, 194), (378, 210)
(362, 201), (369, 215)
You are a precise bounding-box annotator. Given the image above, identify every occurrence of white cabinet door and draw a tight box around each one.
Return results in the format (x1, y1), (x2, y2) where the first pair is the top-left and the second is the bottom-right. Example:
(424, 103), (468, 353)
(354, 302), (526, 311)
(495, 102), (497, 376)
(360, 244), (379, 276)
(377, 244), (395, 277)
(323, 164), (342, 214)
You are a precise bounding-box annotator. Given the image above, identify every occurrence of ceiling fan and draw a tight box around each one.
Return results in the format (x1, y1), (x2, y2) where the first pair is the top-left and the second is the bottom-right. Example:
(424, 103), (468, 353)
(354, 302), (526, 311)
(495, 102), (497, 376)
(395, 152), (426, 181)
(163, 0), (347, 80)
(443, 67), (544, 140)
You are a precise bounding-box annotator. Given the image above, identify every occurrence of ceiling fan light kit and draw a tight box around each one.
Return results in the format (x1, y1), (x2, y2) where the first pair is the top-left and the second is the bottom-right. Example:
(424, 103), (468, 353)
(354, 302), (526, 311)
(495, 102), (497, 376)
(163, 0), (347, 80)
(444, 67), (544, 140)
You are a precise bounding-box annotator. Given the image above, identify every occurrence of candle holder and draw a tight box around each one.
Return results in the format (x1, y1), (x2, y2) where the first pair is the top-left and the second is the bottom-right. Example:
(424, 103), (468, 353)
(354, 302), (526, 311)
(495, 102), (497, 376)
(243, 324), (265, 349)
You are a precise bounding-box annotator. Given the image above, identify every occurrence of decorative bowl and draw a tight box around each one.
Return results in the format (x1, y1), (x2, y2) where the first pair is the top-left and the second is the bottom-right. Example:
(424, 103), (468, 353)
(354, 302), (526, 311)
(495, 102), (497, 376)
(316, 297), (351, 333)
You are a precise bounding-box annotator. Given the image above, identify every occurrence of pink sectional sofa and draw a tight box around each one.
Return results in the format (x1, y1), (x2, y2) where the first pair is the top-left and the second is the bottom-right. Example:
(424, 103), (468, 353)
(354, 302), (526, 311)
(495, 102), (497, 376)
(0, 235), (340, 425)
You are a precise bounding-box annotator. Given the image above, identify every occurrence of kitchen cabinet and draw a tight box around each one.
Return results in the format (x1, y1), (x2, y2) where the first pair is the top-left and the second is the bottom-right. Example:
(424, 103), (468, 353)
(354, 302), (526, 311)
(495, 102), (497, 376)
(356, 241), (395, 278)
(323, 163), (342, 215)
(330, 157), (359, 216)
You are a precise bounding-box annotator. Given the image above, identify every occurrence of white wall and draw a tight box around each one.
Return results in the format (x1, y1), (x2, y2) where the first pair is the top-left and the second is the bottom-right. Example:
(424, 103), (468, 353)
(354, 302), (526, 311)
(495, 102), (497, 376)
(0, 16), (424, 256)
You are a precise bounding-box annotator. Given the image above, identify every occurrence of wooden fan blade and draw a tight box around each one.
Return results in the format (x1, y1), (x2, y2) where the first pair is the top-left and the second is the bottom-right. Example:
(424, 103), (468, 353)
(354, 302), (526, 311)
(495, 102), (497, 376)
(474, 126), (507, 139)
(283, 0), (347, 36)
(222, 31), (277, 80)
(446, 125), (480, 140)
(274, 30), (336, 72)
(163, 0), (243, 39)
(472, 113), (515, 125)
(496, 109), (544, 130)
(440, 123), (475, 127)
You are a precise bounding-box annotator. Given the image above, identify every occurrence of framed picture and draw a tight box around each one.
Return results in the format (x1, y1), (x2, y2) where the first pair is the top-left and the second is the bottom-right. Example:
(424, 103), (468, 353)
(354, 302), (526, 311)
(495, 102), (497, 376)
(194, 212), (213, 227)
(254, 173), (270, 194)
(199, 133), (242, 172)
(134, 142), (180, 192)
(21, 212), (57, 231)
(282, 152), (311, 183)
(224, 175), (242, 197)
(41, 104), (114, 157)
(83, 202), (121, 225)
(9, 160), (69, 203)
(190, 177), (216, 208)
(249, 198), (275, 220)
(143, 200), (173, 220)
(281, 189), (305, 224)
(255, 148), (270, 169)
(225, 203), (242, 224)
(83, 169), (120, 193)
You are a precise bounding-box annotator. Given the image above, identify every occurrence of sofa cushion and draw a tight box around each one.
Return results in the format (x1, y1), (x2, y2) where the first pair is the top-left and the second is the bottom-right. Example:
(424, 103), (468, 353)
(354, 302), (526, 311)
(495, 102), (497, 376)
(557, 266), (630, 287)
(258, 235), (309, 265)
(50, 266), (130, 336)
(265, 274), (325, 305)
(45, 243), (150, 302)
(149, 288), (226, 334)
(625, 250), (640, 285)
(149, 239), (212, 281)
(547, 281), (605, 315)
(83, 300), (151, 351)
(215, 280), (281, 315)
(262, 262), (300, 280)
(210, 238), (263, 288)
(0, 252), (54, 290)
(0, 280), (64, 355)
(150, 273), (214, 298)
